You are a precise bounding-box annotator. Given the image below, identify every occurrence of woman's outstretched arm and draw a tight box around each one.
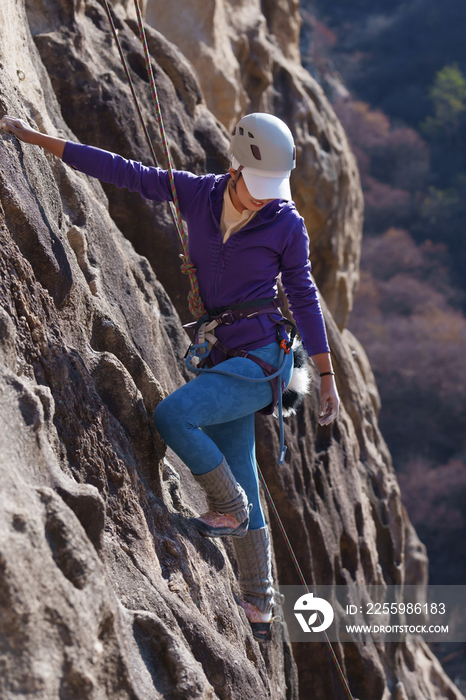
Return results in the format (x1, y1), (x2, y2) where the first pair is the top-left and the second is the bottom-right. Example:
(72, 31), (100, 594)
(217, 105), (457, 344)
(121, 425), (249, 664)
(0, 114), (206, 212)
(0, 115), (66, 158)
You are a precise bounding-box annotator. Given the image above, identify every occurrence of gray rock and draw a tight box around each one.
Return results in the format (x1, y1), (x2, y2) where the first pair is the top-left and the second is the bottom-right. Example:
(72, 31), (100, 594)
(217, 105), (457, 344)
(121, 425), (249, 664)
(0, 0), (463, 699)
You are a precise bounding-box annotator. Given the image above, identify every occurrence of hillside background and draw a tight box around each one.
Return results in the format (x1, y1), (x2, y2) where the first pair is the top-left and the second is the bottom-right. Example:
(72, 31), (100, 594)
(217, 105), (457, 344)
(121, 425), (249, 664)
(300, 0), (466, 686)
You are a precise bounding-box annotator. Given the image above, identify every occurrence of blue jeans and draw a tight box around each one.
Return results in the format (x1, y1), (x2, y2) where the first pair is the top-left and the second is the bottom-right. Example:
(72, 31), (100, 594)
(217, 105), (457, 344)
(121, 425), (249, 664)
(153, 342), (294, 530)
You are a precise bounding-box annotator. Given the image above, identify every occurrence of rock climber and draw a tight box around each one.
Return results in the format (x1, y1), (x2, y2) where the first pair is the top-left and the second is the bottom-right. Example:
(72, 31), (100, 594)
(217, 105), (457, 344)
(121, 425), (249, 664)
(0, 111), (340, 640)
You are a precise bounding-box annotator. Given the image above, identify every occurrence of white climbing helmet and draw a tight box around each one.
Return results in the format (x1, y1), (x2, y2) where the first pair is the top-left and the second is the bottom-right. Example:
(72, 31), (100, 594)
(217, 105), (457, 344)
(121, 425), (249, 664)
(229, 112), (296, 201)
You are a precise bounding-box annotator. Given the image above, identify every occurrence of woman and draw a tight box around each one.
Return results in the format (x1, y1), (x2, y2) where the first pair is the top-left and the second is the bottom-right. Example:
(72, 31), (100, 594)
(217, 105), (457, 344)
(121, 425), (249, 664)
(0, 112), (339, 639)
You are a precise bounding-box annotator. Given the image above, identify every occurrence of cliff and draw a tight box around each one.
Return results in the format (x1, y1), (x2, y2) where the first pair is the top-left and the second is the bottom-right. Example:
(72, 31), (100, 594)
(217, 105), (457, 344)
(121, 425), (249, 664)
(0, 0), (462, 698)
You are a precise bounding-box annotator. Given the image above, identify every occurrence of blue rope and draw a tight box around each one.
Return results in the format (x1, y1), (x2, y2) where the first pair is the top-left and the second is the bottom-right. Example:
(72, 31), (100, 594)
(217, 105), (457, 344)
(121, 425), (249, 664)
(185, 347), (288, 465)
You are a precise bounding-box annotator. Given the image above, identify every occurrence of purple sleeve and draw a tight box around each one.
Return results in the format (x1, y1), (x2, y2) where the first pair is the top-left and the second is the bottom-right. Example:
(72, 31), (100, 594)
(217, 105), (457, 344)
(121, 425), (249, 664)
(279, 218), (330, 356)
(62, 142), (204, 214)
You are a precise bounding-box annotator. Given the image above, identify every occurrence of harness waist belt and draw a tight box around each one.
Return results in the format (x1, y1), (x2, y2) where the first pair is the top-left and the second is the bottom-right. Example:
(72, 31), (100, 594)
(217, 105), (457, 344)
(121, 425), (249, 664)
(206, 296), (279, 317)
(183, 297), (282, 336)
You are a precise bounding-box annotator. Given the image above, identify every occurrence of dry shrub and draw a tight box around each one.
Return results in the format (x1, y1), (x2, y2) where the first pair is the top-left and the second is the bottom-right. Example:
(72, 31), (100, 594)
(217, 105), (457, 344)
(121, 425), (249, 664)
(334, 100), (430, 231)
(349, 228), (466, 582)
(398, 457), (466, 583)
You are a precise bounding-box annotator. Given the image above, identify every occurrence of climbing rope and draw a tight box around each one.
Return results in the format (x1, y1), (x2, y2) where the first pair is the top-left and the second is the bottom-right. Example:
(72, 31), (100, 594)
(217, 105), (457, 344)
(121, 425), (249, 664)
(101, 0), (157, 165)
(101, 0), (205, 318)
(257, 465), (356, 700)
(102, 4), (355, 696)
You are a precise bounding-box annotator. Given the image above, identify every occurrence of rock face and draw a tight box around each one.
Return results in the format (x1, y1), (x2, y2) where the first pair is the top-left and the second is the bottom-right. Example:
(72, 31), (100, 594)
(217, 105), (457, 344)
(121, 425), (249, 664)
(0, 0), (463, 699)
(145, 0), (364, 330)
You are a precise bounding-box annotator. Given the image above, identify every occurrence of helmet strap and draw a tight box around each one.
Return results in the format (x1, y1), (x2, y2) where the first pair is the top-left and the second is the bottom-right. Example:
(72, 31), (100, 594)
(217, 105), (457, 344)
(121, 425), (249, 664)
(230, 164), (244, 192)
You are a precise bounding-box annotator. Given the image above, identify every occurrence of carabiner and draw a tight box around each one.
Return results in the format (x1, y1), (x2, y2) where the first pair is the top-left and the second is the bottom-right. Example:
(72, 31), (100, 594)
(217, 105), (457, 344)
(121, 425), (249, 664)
(279, 338), (292, 354)
(185, 340), (210, 369)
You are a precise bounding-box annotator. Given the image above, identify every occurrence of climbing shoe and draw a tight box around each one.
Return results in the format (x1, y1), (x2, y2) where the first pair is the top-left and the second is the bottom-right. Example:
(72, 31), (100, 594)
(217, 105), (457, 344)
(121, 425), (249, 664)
(190, 457), (250, 537)
(239, 600), (281, 641)
(190, 510), (249, 538)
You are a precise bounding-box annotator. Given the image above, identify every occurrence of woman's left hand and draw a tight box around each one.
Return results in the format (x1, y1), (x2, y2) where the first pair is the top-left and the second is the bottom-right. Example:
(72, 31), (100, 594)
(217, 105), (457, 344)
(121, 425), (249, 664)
(318, 375), (340, 426)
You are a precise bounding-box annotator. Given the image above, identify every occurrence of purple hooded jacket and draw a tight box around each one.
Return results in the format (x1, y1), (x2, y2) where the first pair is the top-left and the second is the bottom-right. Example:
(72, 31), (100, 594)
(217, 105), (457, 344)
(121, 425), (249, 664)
(62, 142), (330, 359)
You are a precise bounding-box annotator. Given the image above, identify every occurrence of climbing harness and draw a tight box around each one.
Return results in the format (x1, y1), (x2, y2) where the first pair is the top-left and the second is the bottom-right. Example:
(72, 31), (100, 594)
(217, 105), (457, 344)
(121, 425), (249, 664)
(183, 296), (296, 465)
(188, 346), (289, 464)
(102, 4), (355, 697)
